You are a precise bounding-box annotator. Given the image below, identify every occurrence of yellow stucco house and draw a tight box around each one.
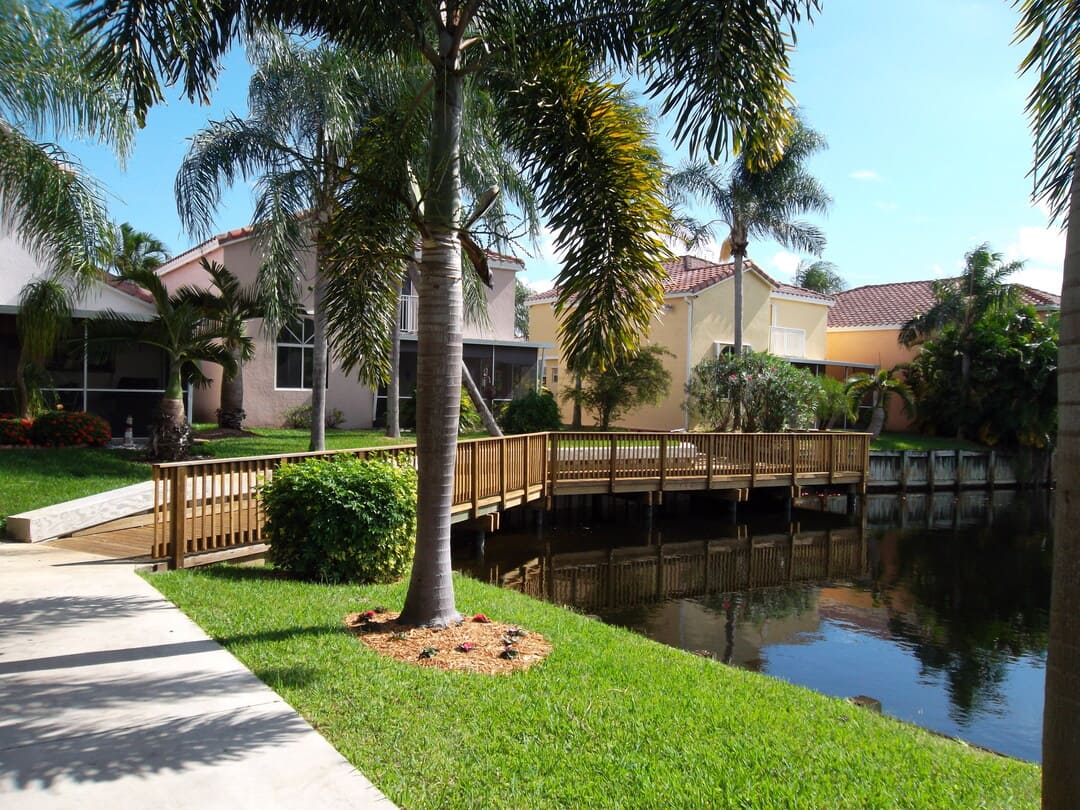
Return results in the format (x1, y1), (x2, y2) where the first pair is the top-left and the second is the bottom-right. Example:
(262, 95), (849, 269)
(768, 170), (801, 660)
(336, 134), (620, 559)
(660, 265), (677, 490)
(827, 280), (1061, 430)
(527, 255), (859, 430)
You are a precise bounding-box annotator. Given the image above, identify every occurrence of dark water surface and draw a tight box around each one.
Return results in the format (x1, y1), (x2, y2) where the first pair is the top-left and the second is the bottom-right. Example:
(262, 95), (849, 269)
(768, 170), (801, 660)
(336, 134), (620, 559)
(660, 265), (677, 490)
(454, 490), (1052, 762)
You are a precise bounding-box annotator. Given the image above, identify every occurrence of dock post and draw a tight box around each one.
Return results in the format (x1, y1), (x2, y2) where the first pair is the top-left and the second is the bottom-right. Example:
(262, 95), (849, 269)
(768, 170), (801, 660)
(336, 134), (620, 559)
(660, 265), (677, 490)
(846, 485), (857, 515)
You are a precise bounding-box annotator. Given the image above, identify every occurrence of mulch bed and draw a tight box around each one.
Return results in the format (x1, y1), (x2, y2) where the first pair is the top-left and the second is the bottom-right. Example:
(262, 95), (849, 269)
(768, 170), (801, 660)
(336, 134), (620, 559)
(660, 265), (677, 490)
(345, 610), (551, 675)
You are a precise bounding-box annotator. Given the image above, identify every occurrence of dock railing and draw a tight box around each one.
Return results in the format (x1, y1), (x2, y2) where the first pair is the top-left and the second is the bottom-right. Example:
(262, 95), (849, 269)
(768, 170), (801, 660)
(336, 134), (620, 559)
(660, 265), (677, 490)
(152, 431), (869, 568)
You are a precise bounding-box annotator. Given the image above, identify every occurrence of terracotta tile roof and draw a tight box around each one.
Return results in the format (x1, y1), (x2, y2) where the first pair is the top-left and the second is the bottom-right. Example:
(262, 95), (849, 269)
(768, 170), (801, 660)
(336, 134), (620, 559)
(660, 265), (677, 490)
(104, 276), (155, 304)
(525, 255), (830, 305)
(774, 283), (836, 303)
(829, 279), (1061, 328)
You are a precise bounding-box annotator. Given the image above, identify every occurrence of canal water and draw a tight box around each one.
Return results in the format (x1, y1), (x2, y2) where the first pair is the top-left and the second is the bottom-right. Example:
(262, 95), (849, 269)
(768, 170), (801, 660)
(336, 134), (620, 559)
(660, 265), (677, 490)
(453, 490), (1052, 763)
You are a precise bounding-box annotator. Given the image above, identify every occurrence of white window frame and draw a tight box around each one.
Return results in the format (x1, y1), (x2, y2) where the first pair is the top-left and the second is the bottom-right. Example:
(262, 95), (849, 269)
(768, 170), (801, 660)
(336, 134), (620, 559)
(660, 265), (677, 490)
(275, 318), (316, 390)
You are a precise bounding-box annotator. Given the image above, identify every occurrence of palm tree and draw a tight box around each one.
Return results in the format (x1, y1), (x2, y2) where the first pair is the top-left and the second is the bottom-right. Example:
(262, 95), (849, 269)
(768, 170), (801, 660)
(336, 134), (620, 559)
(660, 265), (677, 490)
(78, 0), (819, 628)
(89, 265), (235, 460)
(793, 259), (845, 294)
(667, 119), (832, 352)
(1015, 1), (1080, 803)
(899, 244), (1022, 437)
(14, 277), (71, 418)
(110, 222), (170, 276)
(176, 32), (391, 452)
(1, 2), (130, 280)
(844, 366), (913, 440)
(174, 259), (262, 430)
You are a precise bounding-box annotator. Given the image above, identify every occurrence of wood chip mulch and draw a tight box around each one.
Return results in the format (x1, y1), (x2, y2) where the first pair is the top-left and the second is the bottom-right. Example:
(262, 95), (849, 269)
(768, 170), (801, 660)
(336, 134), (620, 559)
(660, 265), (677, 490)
(344, 610), (552, 675)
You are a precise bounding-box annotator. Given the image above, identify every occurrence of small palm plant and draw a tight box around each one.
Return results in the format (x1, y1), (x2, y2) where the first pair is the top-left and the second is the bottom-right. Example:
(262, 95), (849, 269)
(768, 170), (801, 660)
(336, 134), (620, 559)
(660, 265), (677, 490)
(173, 260), (263, 430)
(89, 265), (235, 460)
(845, 366), (914, 440)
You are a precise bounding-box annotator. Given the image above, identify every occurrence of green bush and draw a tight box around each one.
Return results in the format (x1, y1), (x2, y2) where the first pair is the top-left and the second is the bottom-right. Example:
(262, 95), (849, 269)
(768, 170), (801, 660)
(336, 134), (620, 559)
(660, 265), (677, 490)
(261, 454), (417, 584)
(498, 388), (561, 434)
(0, 414), (32, 446)
(282, 404), (346, 429)
(686, 351), (818, 432)
(29, 410), (111, 447)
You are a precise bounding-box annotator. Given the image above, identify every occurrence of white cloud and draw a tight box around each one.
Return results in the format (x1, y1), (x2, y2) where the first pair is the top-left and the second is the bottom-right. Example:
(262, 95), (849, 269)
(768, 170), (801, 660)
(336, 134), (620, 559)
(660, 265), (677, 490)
(1005, 224), (1066, 295)
(769, 251), (801, 282)
(849, 169), (882, 182)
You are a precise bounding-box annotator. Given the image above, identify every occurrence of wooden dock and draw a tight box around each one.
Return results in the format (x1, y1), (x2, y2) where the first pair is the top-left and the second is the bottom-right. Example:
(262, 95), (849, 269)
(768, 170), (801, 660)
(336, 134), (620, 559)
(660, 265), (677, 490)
(49, 431), (870, 568)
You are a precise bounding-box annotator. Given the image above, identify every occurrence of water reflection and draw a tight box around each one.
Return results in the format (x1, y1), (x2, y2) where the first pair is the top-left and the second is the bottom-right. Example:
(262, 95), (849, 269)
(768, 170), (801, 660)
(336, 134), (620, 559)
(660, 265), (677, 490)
(456, 491), (1051, 762)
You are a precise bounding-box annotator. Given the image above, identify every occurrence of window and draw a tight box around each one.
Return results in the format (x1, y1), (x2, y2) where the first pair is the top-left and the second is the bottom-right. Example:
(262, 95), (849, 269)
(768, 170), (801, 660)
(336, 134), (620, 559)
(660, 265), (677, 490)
(276, 319), (315, 389)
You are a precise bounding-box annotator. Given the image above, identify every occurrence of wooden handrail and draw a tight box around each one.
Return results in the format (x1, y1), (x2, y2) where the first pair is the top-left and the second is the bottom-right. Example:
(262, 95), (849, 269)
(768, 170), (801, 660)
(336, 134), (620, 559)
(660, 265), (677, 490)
(152, 430), (870, 568)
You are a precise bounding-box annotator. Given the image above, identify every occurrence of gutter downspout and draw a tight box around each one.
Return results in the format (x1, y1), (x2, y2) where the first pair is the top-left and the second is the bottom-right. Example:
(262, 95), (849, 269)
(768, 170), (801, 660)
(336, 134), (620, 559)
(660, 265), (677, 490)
(685, 295), (695, 431)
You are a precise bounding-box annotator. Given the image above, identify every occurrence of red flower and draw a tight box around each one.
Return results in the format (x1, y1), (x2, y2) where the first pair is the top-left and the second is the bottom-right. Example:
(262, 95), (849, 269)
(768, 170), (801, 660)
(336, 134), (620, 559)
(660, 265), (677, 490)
(472, 613), (491, 623)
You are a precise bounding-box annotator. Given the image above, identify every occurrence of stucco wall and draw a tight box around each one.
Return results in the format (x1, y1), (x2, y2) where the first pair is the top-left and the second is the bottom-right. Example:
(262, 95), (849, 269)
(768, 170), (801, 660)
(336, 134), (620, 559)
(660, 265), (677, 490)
(826, 328), (917, 431)
(161, 236), (521, 429)
(771, 297), (829, 359)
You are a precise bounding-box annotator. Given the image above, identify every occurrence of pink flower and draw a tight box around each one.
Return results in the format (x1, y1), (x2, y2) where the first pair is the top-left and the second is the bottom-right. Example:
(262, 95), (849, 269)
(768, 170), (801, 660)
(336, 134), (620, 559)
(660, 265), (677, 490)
(457, 642), (475, 653)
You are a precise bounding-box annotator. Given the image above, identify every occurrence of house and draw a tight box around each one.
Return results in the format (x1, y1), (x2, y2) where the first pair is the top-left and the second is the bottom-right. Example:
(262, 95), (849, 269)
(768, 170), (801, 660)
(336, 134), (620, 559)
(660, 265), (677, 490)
(826, 280), (1061, 430)
(156, 227), (549, 428)
(0, 234), (169, 435)
(527, 255), (869, 431)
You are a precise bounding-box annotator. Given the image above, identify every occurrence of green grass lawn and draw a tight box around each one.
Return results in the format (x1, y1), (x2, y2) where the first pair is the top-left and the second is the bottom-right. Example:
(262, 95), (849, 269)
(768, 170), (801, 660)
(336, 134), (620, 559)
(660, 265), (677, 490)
(0, 447), (149, 533)
(872, 432), (991, 452)
(193, 427), (418, 459)
(148, 566), (1040, 809)
(0, 428), (422, 533)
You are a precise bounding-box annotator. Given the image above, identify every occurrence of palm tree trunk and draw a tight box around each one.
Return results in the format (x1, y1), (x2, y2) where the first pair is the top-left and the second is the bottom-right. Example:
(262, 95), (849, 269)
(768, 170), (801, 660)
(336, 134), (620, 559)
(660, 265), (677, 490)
(217, 345), (245, 429)
(1044, 141), (1080, 809)
(309, 264), (328, 451)
(733, 249), (745, 354)
(150, 363), (190, 461)
(867, 406), (886, 440)
(386, 274), (402, 438)
(399, 59), (464, 628)
(461, 361), (502, 436)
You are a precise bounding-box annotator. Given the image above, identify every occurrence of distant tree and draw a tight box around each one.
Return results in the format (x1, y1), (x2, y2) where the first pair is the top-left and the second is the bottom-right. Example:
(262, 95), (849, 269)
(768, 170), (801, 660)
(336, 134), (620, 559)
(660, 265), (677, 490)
(667, 119), (831, 353)
(844, 366), (913, 440)
(906, 306), (1057, 447)
(812, 374), (855, 429)
(899, 244), (1022, 427)
(793, 259), (845, 294)
(515, 279), (532, 339)
(89, 265), (234, 460)
(173, 259), (263, 430)
(565, 345), (671, 430)
(109, 222), (169, 276)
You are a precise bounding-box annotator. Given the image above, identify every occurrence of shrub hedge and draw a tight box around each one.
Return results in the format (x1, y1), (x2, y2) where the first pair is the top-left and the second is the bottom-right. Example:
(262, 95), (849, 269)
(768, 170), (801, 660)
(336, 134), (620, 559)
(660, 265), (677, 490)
(0, 410), (111, 447)
(261, 454), (417, 584)
(498, 388), (561, 434)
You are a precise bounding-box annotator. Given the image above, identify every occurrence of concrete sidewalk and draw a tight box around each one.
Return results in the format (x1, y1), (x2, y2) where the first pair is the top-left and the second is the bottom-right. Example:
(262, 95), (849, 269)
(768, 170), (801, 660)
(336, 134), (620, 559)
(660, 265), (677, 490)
(0, 543), (396, 809)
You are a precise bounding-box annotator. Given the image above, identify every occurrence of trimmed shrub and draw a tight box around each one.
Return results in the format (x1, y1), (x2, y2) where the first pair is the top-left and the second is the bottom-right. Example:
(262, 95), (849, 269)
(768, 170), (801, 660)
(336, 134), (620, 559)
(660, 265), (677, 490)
(261, 454), (417, 584)
(498, 389), (561, 434)
(282, 404), (346, 429)
(29, 410), (111, 447)
(0, 415), (32, 446)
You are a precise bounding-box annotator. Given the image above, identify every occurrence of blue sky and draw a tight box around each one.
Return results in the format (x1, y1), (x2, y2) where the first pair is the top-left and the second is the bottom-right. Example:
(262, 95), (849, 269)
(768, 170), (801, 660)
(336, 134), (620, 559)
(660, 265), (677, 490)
(64, 0), (1065, 297)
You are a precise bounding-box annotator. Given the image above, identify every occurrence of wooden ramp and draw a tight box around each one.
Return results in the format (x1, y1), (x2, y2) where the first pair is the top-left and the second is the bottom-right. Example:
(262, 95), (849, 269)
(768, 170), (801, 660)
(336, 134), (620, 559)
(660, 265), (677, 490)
(26, 431), (869, 570)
